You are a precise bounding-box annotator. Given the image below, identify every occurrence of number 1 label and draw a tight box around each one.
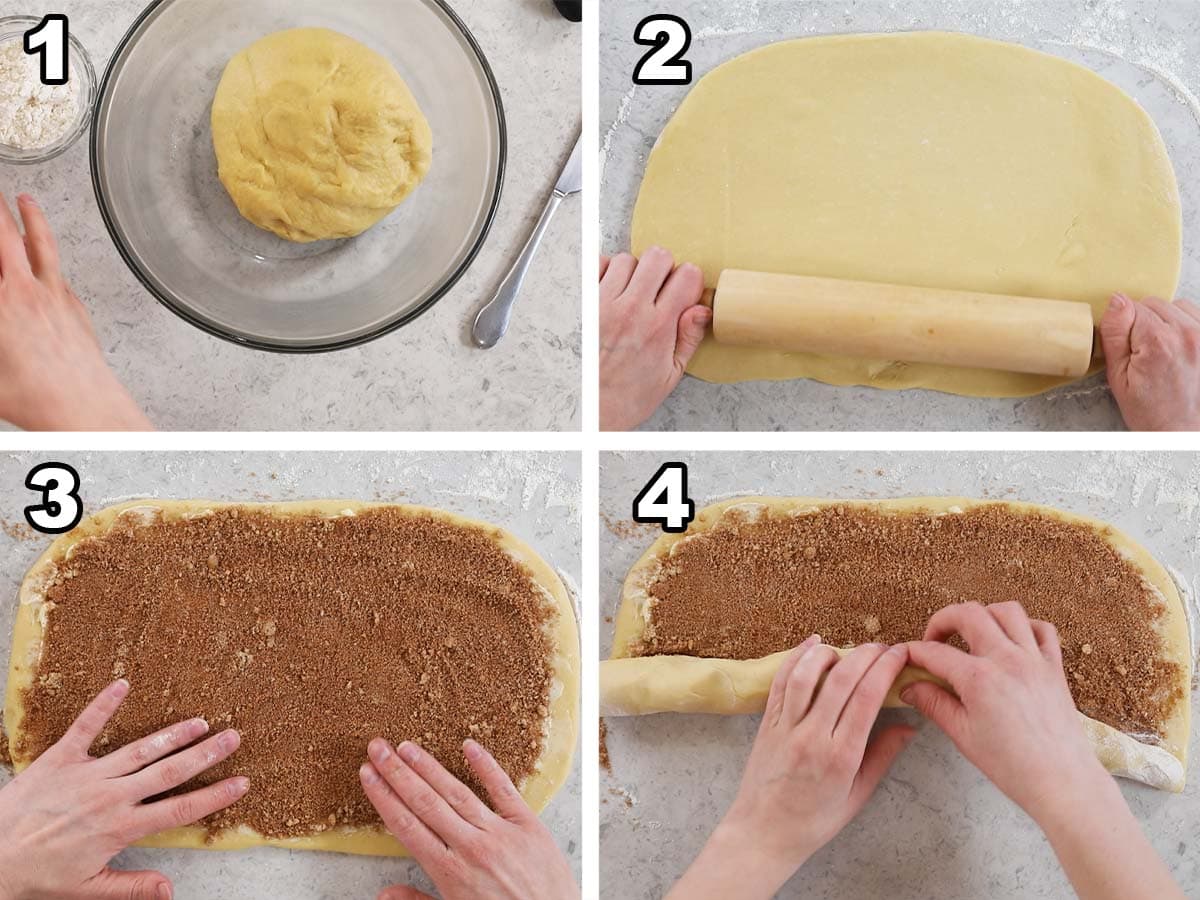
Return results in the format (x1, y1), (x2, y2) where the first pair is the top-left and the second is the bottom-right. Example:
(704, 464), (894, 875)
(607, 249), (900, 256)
(24, 15), (70, 86)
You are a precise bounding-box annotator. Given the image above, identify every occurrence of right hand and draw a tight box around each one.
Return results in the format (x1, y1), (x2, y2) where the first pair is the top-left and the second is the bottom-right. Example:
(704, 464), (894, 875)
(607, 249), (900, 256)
(1099, 293), (1200, 431)
(902, 602), (1104, 820)
(0, 679), (248, 900)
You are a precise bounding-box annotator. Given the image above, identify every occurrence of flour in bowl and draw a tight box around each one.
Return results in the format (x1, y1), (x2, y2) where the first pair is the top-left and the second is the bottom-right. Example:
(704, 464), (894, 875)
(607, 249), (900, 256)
(0, 38), (79, 150)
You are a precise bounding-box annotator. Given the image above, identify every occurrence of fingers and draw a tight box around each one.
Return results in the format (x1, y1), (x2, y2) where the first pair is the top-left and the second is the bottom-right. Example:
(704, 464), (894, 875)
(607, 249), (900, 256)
(83, 867), (172, 900)
(763, 635), (821, 729)
(923, 602), (1007, 653)
(780, 643), (840, 726)
(393, 741), (492, 829)
(674, 304), (713, 373)
(899, 681), (967, 745)
(379, 887), (436, 900)
(59, 679), (129, 758)
(656, 261), (705, 314)
(623, 245), (675, 301)
(833, 645), (909, 748)
(848, 724), (917, 811)
(903, 639), (973, 688)
(807, 643), (889, 732)
(599, 252), (636, 302)
(598, 255), (611, 280)
(1140, 296), (1184, 327)
(1030, 619), (1063, 666)
(126, 729), (241, 799)
(359, 761), (447, 859)
(0, 193), (29, 279)
(130, 776), (249, 842)
(17, 195), (61, 287)
(101, 717), (210, 777)
(1098, 293), (1135, 387)
(463, 738), (529, 821)
(367, 739), (475, 844)
(1174, 298), (1200, 326)
(987, 601), (1037, 650)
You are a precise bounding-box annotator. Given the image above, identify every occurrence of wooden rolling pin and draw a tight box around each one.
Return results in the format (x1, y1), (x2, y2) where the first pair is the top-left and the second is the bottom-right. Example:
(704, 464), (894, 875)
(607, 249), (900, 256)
(707, 269), (1097, 377)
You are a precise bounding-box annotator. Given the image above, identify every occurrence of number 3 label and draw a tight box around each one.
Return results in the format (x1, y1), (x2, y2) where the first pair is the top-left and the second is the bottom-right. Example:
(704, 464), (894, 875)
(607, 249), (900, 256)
(633, 14), (692, 85)
(25, 462), (83, 534)
(633, 462), (695, 533)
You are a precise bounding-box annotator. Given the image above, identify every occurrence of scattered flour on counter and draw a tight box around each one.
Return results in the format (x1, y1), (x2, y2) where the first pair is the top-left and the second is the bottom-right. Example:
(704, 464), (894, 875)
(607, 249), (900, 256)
(0, 38), (79, 150)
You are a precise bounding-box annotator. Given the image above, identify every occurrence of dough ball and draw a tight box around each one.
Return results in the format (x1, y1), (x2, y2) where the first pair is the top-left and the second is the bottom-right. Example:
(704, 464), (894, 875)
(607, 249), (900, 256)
(212, 28), (433, 243)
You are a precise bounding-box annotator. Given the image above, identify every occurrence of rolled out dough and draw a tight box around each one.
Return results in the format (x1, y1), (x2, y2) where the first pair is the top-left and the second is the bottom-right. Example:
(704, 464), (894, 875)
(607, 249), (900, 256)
(630, 32), (1182, 397)
(5, 500), (579, 856)
(603, 497), (1192, 792)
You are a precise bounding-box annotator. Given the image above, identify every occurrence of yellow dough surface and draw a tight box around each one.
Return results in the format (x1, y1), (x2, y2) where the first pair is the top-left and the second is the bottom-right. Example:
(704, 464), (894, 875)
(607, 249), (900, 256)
(212, 28), (433, 243)
(631, 32), (1182, 397)
(602, 497), (1192, 791)
(5, 500), (579, 856)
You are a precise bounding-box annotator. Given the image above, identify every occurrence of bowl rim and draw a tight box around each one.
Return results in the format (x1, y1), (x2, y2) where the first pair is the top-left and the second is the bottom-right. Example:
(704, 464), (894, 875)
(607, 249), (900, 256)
(0, 14), (97, 165)
(89, 0), (508, 355)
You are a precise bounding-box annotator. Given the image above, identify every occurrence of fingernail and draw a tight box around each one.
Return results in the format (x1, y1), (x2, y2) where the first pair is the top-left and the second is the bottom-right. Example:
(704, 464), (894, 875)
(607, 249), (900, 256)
(900, 687), (914, 704)
(697, 306), (714, 324)
(191, 718), (209, 734)
(1110, 293), (1129, 309)
(679, 262), (700, 276)
(397, 741), (419, 763)
(463, 739), (482, 759)
(156, 883), (172, 900)
(810, 633), (822, 643)
(888, 645), (906, 656)
(369, 739), (392, 763)
(360, 763), (380, 785)
(113, 679), (130, 696)
(217, 730), (240, 752)
(232, 776), (250, 795)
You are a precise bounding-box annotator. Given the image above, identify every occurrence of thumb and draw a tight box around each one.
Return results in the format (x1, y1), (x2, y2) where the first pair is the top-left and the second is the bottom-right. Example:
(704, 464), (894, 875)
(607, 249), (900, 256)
(900, 682), (967, 744)
(379, 887), (435, 900)
(673, 304), (712, 373)
(82, 868), (172, 900)
(1098, 293), (1135, 388)
(849, 724), (916, 808)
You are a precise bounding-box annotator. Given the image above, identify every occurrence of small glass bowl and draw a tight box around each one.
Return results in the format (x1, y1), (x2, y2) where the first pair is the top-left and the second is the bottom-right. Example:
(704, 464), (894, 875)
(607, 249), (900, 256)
(0, 15), (96, 165)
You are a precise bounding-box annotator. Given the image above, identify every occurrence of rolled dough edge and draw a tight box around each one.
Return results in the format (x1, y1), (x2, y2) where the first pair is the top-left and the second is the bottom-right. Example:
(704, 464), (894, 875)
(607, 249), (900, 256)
(4, 499), (580, 856)
(607, 496), (1190, 793)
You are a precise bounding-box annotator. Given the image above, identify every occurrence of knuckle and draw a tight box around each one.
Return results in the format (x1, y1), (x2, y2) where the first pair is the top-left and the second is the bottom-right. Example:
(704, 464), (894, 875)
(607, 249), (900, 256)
(171, 795), (198, 825)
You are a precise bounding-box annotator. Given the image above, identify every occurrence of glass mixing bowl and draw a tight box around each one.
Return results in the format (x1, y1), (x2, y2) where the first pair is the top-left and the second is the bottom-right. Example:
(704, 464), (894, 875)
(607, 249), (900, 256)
(91, 0), (505, 352)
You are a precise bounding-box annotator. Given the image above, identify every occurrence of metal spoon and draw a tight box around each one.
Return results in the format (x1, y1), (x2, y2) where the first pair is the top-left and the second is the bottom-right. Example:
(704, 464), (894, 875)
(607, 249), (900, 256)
(472, 134), (582, 349)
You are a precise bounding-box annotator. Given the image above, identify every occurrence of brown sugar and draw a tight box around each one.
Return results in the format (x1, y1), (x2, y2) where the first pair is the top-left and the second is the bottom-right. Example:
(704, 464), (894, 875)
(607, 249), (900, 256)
(17, 506), (557, 840)
(634, 504), (1183, 742)
(0, 713), (10, 772)
(599, 717), (611, 773)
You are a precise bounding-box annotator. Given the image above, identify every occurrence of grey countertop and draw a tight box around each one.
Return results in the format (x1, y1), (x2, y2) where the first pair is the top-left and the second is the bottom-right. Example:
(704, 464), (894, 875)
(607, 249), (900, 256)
(600, 0), (1200, 431)
(0, 0), (581, 431)
(599, 451), (1200, 899)
(0, 450), (581, 899)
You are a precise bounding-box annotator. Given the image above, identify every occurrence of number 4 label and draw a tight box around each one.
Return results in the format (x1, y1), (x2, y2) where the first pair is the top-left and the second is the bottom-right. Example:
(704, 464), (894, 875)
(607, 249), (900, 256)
(632, 462), (695, 533)
(25, 462), (83, 535)
(24, 15), (70, 86)
(633, 14), (692, 85)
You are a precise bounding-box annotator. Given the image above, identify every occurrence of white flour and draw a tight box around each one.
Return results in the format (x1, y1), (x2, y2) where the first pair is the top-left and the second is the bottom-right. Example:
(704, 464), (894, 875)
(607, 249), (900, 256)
(0, 38), (79, 150)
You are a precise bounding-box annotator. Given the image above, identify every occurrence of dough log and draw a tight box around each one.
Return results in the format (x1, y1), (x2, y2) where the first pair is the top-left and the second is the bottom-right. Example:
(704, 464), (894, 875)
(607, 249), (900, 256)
(712, 269), (1096, 378)
(599, 652), (1186, 792)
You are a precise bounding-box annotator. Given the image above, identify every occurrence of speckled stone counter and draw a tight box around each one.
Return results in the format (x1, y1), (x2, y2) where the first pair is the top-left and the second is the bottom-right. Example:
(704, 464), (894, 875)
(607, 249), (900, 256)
(600, 451), (1200, 898)
(0, 1), (581, 431)
(0, 451), (581, 899)
(601, 0), (1200, 431)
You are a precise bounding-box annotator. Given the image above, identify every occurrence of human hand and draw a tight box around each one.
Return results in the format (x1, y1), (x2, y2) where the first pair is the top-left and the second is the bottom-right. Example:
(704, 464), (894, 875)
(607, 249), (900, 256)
(0, 193), (151, 431)
(668, 638), (914, 900)
(360, 738), (577, 900)
(0, 679), (249, 900)
(599, 247), (710, 431)
(901, 602), (1104, 821)
(1099, 293), (1200, 431)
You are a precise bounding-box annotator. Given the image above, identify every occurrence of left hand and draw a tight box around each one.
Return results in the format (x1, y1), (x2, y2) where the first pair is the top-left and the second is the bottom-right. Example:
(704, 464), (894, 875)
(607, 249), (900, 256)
(669, 638), (914, 900)
(360, 738), (577, 900)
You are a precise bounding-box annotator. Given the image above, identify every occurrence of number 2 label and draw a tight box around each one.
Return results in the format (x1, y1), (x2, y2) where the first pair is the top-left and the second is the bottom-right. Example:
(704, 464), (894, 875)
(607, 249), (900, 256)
(632, 462), (695, 533)
(24, 15), (70, 86)
(633, 15), (692, 85)
(25, 462), (83, 534)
